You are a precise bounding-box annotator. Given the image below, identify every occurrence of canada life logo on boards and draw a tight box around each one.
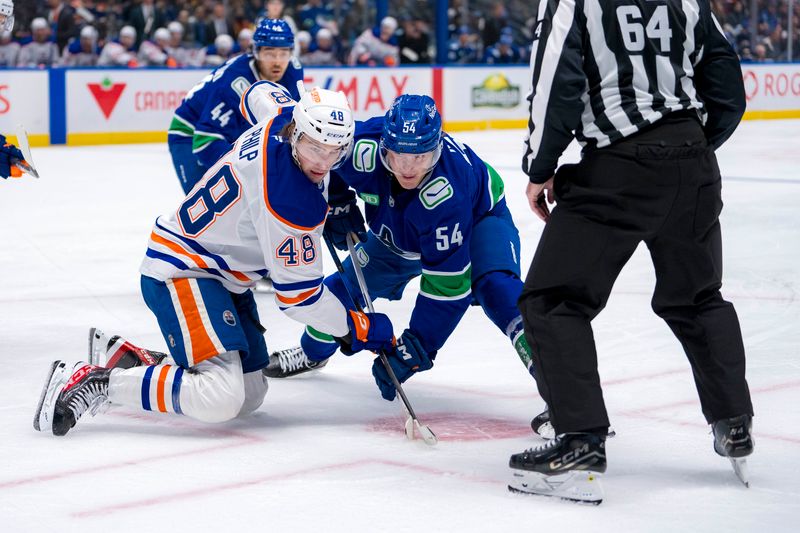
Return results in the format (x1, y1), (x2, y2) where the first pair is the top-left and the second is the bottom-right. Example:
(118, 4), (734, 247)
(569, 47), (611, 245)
(87, 77), (127, 119)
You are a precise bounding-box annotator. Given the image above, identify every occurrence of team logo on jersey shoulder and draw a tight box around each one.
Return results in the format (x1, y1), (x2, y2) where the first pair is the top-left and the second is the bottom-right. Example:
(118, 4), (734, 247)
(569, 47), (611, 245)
(419, 176), (453, 210)
(359, 192), (380, 205)
(231, 76), (250, 96)
(353, 139), (378, 172)
(222, 310), (237, 326)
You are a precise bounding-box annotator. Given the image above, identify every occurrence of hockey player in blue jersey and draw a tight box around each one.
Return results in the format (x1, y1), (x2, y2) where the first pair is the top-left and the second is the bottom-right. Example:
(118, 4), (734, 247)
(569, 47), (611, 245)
(168, 18), (304, 194)
(33, 87), (397, 437)
(265, 94), (544, 428)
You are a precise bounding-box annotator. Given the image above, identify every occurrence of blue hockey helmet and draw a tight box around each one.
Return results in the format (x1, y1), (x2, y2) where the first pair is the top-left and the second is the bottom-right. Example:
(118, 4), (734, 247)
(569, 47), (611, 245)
(380, 95), (443, 182)
(253, 18), (294, 49)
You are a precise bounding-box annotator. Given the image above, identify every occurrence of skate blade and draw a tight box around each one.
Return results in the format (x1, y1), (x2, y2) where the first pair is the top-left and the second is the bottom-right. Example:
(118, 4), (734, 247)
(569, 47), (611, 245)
(730, 458), (750, 488)
(87, 327), (103, 366)
(508, 469), (603, 505)
(33, 361), (68, 432)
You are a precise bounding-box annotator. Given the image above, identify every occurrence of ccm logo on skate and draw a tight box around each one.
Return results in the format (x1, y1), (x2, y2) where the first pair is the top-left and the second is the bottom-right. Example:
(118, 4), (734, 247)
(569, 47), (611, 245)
(550, 443), (590, 469)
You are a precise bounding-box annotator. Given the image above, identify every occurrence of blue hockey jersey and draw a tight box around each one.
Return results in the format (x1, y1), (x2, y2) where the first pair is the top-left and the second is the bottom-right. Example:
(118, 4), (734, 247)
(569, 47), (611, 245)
(169, 53), (304, 171)
(332, 117), (507, 353)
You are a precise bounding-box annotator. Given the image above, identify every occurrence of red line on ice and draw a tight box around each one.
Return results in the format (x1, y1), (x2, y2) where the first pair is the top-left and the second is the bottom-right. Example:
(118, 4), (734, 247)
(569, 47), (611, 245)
(71, 459), (501, 518)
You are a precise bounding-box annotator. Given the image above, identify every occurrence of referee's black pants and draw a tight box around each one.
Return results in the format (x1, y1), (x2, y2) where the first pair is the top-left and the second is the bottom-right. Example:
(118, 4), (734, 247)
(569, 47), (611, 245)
(518, 114), (753, 435)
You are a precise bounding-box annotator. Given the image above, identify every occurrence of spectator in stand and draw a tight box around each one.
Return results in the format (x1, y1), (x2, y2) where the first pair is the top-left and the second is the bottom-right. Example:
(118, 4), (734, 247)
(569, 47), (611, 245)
(481, 1), (511, 55)
(753, 42), (773, 62)
(166, 20), (192, 65)
(398, 16), (430, 64)
(297, 0), (336, 37)
(45, 0), (79, 53)
(138, 26), (175, 67)
(258, 0), (297, 37)
(204, 33), (234, 66)
(0, 29), (19, 66)
(190, 4), (209, 47)
(303, 26), (340, 66)
(296, 29), (312, 56)
(98, 24), (138, 66)
(348, 15), (399, 66)
(448, 25), (479, 64)
(18, 17), (60, 67)
(129, 0), (166, 48)
(61, 24), (100, 66)
(484, 33), (521, 64)
(238, 27), (254, 53)
(174, 9), (194, 47)
(206, 2), (235, 46)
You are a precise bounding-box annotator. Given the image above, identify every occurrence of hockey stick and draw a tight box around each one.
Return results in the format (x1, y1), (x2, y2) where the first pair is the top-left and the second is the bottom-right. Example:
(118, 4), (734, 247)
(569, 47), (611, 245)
(342, 233), (438, 446)
(322, 234), (437, 445)
(12, 125), (40, 178)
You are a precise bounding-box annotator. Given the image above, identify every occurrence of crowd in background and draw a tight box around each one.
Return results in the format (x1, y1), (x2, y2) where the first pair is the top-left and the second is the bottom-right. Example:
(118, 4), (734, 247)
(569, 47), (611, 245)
(0, 0), (797, 68)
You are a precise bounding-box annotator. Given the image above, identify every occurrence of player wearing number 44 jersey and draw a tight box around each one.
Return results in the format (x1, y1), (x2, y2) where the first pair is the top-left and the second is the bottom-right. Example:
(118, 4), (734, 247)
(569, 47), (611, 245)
(168, 18), (303, 194)
(33, 87), (397, 437)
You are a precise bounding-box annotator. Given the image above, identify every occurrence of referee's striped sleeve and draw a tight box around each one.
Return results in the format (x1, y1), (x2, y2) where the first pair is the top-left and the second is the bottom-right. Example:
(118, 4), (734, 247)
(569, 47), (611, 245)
(522, 0), (585, 183)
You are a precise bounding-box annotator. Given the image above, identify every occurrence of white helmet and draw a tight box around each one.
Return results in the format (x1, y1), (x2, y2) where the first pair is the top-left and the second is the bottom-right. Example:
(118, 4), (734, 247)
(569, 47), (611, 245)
(291, 87), (354, 168)
(0, 0), (13, 33)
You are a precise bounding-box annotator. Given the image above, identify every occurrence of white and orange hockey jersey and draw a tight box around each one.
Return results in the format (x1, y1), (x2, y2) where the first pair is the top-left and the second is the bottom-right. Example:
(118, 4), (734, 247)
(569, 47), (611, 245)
(139, 111), (350, 338)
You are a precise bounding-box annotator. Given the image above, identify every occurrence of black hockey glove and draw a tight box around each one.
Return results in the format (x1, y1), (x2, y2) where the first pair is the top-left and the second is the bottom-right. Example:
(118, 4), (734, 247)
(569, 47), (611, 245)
(371, 330), (435, 401)
(324, 198), (367, 251)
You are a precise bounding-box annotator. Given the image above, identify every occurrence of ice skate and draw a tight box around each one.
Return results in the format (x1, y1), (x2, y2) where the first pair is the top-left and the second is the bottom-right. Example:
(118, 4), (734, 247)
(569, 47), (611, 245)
(509, 432), (606, 504)
(264, 346), (329, 378)
(712, 414), (754, 487)
(88, 327), (167, 369)
(34, 361), (111, 436)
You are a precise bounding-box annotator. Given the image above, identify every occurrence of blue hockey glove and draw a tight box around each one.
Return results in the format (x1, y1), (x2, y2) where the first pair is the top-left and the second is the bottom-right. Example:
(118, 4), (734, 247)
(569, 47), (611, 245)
(372, 330), (435, 401)
(0, 135), (25, 179)
(324, 198), (367, 251)
(336, 310), (396, 356)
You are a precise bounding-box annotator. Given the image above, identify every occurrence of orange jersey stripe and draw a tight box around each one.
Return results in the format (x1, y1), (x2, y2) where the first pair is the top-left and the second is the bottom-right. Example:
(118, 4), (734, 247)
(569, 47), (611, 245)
(151, 232), (210, 269)
(275, 286), (321, 305)
(225, 269), (252, 282)
(156, 365), (171, 413)
(172, 278), (219, 365)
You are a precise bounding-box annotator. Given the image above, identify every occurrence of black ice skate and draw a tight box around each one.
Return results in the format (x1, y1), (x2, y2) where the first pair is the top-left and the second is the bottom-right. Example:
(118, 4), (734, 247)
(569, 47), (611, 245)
(264, 346), (329, 378)
(712, 414), (754, 487)
(34, 361), (111, 436)
(509, 433), (607, 504)
(88, 327), (167, 369)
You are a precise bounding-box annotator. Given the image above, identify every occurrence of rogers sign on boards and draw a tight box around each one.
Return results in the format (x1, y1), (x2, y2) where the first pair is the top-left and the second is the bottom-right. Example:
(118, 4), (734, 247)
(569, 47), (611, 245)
(741, 66), (800, 106)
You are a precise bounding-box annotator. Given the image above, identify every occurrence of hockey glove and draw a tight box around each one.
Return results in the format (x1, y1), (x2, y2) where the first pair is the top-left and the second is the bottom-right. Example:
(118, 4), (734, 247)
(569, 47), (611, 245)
(324, 198), (367, 251)
(336, 310), (396, 356)
(0, 135), (25, 179)
(372, 330), (435, 401)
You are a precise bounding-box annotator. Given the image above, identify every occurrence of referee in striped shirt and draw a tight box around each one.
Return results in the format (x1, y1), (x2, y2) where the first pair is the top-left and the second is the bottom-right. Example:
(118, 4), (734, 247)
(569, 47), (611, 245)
(510, 0), (754, 501)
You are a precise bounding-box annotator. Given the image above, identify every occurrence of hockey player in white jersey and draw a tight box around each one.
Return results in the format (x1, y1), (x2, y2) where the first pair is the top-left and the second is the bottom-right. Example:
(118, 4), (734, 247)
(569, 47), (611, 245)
(33, 87), (397, 437)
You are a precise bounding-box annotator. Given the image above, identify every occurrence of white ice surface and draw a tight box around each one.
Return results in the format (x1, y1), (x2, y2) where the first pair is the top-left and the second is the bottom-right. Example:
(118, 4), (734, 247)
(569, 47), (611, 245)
(1, 121), (798, 532)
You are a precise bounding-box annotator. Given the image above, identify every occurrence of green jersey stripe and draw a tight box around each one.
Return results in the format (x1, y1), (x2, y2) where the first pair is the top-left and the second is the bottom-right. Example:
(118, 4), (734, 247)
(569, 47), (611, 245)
(420, 266), (472, 300)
